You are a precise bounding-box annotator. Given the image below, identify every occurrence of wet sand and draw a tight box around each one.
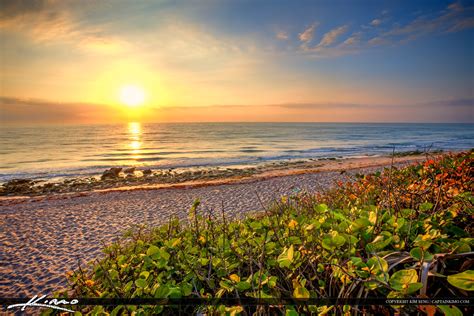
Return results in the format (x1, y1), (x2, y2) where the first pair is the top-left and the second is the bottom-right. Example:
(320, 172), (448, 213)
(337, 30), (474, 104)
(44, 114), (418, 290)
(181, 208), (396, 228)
(0, 155), (428, 297)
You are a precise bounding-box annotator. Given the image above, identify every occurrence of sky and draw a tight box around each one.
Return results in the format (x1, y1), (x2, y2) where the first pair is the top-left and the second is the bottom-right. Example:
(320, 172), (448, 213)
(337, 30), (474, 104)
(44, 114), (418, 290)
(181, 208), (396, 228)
(0, 0), (473, 123)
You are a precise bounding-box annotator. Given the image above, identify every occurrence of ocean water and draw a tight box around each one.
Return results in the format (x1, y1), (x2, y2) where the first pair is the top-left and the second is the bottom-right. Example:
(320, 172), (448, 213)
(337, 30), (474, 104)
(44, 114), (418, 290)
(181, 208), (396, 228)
(0, 122), (472, 181)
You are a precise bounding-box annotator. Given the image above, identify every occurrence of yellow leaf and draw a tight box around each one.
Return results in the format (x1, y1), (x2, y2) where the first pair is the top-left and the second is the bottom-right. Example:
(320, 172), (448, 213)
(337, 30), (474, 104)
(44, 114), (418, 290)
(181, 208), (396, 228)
(288, 245), (294, 261)
(85, 279), (95, 287)
(293, 286), (310, 299)
(229, 274), (240, 283)
(288, 219), (298, 229)
(369, 211), (377, 224)
(172, 238), (182, 247)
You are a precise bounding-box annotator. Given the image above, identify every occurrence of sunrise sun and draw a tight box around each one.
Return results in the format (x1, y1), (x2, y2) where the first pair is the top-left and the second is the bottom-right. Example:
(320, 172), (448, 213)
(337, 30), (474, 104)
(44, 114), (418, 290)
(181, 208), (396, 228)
(119, 85), (146, 107)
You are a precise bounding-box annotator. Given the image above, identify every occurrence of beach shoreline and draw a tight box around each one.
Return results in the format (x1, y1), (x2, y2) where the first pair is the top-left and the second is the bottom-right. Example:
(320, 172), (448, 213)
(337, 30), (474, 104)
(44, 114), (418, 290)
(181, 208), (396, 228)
(0, 152), (440, 202)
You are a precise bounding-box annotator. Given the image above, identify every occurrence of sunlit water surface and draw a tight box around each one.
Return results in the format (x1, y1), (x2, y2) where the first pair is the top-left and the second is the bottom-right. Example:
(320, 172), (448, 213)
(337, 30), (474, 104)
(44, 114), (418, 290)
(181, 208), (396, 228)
(0, 122), (472, 181)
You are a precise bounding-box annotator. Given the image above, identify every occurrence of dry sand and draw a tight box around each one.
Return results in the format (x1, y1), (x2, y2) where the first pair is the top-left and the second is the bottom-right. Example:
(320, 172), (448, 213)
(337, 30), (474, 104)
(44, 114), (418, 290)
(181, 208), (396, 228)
(0, 155), (428, 297)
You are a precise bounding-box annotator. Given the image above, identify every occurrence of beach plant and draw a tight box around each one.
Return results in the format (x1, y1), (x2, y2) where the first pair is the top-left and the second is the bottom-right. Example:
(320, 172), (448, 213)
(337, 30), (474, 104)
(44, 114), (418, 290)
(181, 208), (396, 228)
(52, 151), (473, 315)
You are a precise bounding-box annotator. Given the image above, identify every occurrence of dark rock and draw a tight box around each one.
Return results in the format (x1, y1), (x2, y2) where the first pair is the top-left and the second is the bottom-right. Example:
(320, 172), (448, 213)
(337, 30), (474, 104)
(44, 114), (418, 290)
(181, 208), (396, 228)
(101, 167), (122, 180)
(142, 169), (152, 176)
(4, 179), (33, 186)
(2, 179), (34, 195)
(124, 167), (136, 174)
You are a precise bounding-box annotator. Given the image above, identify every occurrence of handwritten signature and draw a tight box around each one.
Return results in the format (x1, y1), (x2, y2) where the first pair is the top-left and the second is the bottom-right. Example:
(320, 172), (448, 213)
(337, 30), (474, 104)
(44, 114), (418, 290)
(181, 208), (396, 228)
(7, 295), (78, 313)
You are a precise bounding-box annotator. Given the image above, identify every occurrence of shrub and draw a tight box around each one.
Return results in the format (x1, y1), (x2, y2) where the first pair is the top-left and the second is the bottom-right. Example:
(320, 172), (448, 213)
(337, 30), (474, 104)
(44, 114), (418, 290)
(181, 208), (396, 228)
(59, 152), (473, 315)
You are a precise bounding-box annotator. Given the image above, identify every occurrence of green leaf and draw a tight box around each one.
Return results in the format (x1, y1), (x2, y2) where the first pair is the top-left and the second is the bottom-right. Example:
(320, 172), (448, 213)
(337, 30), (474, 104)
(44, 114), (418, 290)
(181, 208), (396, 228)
(181, 283), (193, 296)
(437, 305), (463, 316)
(154, 285), (170, 298)
(285, 308), (299, 316)
(278, 245), (295, 268)
(366, 256), (388, 274)
(159, 249), (170, 261)
(139, 271), (150, 280)
(315, 203), (328, 213)
(322, 235), (345, 250)
(135, 278), (147, 288)
(219, 280), (234, 292)
(123, 281), (133, 293)
(366, 232), (393, 252)
(447, 270), (474, 291)
(410, 247), (423, 261)
(110, 305), (123, 316)
(249, 221), (262, 230)
(293, 286), (310, 299)
(235, 281), (251, 291)
(405, 282), (423, 294)
(268, 276), (278, 288)
(420, 202), (433, 211)
(389, 269), (418, 291)
(146, 245), (160, 258)
(108, 269), (119, 280)
(452, 241), (471, 254)
(352, 218), (371, 230)
(169, 287), (182, 298)
(409, 247), (433, 261)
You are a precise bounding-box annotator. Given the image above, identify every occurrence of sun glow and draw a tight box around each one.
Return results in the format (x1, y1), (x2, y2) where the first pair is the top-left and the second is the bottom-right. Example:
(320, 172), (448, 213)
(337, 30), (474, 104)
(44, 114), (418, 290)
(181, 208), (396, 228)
(119, 85), (146, 107)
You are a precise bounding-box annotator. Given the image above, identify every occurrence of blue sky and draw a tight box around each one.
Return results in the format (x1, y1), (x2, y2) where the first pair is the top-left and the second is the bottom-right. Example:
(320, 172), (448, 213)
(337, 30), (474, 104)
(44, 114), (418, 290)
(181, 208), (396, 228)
(0, 0), (473, 123)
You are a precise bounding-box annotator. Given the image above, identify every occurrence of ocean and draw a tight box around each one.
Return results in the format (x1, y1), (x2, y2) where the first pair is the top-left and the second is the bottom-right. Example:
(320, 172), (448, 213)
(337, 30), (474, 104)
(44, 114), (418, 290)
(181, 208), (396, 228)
(0, 122), (472, 181)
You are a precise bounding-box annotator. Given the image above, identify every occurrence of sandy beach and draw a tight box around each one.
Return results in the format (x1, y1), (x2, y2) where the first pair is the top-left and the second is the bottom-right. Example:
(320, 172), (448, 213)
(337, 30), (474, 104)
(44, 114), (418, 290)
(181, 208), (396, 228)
(0, 155), (429, 297)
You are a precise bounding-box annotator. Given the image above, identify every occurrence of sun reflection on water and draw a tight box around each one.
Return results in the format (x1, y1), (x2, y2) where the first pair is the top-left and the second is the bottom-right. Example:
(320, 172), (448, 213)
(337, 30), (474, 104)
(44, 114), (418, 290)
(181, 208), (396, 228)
(127, 122), (142, 160)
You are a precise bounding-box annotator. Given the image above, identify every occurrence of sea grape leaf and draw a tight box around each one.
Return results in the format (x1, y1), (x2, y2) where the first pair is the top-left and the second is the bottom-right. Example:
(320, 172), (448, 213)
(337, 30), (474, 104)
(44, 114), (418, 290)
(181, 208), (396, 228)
(154, 285), (170, 298)
(277, 245), (294, 268)
(420, 202), (433, 211)
(235, 281), (251, 291)
(437, 305), (463, 316)
(146, 245), (160, 257)
(389, 269), (418, 291)
(366, 232), (392, 252)
(135, 278), (147, 289)
(447, 270), (474, 291)
(352, 218), (371, 231)
(410, 247), (433, 261)
(139, 271), (149, 280)
(293, 286), (310, 299)
(405, 282), (423, 294)
(322, 235), (345, 250)
(366, 256), (388, 273)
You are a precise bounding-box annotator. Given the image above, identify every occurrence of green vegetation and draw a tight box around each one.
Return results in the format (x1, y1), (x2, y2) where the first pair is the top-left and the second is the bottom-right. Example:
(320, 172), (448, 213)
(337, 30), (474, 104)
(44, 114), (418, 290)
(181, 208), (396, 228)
(60, 152), (473, 315)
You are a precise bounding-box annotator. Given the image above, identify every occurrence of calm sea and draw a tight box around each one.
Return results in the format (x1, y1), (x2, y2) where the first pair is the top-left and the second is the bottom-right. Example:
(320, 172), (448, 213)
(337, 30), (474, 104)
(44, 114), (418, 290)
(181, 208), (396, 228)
(0, 123), (472, 181)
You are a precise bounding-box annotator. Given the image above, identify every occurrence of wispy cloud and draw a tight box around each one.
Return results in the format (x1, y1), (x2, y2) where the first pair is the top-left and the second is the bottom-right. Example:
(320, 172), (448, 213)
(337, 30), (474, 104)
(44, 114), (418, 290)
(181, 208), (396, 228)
(276, 30), (289, 40)
(298, 1), (474, 57)
(380, 1), (474, 42)
(370, 19), (382, 26)
(0, 0), (127, 54)
(298, 23), (318, 46)
(316, 25), (348, 48)
(342, 32), (362, 46)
